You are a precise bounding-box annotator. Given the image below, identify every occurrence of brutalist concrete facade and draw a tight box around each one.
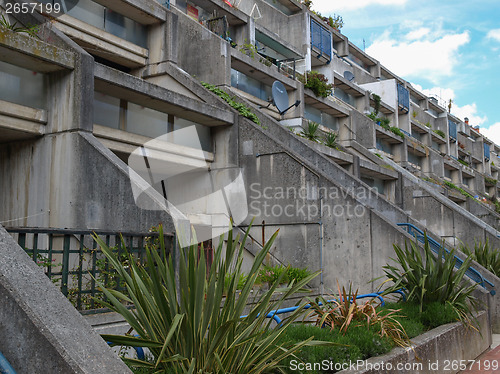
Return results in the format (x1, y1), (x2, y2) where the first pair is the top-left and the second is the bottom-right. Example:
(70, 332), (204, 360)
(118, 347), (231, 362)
(1, 0), (500, 368)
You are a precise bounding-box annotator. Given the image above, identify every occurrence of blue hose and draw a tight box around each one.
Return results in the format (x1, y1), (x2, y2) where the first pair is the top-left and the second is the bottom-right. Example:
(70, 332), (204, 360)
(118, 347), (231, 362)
(0, 350), (16, 374)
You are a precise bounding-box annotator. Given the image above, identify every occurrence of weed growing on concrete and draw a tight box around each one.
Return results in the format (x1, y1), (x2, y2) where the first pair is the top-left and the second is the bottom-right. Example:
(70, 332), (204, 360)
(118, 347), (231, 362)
(201, 82), (261, 125)
(433, 129), (446, 138)
(389, 126), (405, 139)
(444, 181), (474, 199)
(485, 176), (498, 186)
(0, 14), (38, 37)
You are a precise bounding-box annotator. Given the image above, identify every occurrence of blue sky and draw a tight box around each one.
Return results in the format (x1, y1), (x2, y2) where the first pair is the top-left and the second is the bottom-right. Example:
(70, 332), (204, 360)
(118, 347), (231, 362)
(313, 0), (500, 144)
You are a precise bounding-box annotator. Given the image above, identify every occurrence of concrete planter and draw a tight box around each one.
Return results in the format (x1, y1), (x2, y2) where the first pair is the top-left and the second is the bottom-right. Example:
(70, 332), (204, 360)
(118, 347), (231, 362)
(338, 310), (490, 374)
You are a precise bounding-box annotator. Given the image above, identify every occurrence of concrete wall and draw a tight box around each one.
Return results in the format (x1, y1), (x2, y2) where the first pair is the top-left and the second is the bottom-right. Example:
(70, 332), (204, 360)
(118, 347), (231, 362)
(0, 225), (132, 374)
(172, 6), (231, 86)
(236, 114), (418, 293)
(0, 132), (175, 233)
(340, 310), (491, 374)
(398, 168), (500, 249)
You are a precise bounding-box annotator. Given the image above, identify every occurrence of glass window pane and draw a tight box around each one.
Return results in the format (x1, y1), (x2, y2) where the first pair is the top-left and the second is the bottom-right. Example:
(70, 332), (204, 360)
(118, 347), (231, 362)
(93, 92), (121, 129)
(174, 117), (212, 152)
(66, 0), (105, 29)
(0, 61), (47, 109)
(304, 104), (321, 124)
(127, 102), (168, 138)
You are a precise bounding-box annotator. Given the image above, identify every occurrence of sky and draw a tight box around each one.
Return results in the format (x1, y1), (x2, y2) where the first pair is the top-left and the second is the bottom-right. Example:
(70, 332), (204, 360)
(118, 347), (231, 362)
(312, 0), (500, 145)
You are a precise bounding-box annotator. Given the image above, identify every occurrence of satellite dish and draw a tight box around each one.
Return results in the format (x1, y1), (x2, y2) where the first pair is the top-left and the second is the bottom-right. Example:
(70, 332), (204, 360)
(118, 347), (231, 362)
(272, 81), (290, 114)
(343, 71), (355, 82)
(261, 81), (301, 116)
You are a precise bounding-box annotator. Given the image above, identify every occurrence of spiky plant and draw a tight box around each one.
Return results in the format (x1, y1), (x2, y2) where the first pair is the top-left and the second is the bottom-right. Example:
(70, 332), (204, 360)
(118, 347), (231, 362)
(323, 132), (338, 149)
(94, 224), (325, 373)
(381, 235), (480, 328)
(300, 121), (321, 142)
(305, 282), (410, 348)
(461, 240), (500, 278)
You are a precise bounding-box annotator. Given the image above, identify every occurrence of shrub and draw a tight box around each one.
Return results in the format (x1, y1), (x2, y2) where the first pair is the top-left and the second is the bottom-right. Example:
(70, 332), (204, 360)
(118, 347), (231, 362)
(381, 302), (457, 335)
(299, 71), (333, 98)
(300, 121), (321, 142)
(277, 324), (363, 373)
(381, 234), (480, 327)
(390, 126), (405, 139)
(485, 177), (498, 186)
(95, 224), (322, 373)
(433, 129), (446, 138)
(257, 264), (313, 286)
(305, 283), (410, 348)
(461, 240), (500, 277)
(420, 301), (459, 329)
(323, 131), (338, 149)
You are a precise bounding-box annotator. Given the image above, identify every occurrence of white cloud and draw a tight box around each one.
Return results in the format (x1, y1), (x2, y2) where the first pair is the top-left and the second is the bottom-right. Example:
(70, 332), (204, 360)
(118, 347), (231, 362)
(366, 30), (470, 83)
(312, 0), (407, 12)
(405, 27), (430, 41)
(451, 103), (487, 127)
(411, 83), (487, 127)
(482, 123), (500, 145)
(487, 29), (500, 42)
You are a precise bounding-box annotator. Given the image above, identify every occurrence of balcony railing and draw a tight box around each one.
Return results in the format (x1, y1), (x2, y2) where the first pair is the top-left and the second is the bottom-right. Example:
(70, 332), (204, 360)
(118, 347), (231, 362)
(6, 227), (175, 312)
(448, 120), (457, 143)
(310, 19), (332, 63)
(397, 83), (409, 114)
(485, 143), (491, 161)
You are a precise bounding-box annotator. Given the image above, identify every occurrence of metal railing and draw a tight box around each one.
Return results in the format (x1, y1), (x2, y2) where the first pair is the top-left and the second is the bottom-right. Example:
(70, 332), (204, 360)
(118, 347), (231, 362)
(253, 290), (406, 326)
(397, 83), (409, 114)
(484, 143), (491, 161)
(310, 19), (332, 63)
(448, 120), (457, 143)
(397, 223), (496, 295)
(6, 227), (176, 311)
(0, 350), (16, 374)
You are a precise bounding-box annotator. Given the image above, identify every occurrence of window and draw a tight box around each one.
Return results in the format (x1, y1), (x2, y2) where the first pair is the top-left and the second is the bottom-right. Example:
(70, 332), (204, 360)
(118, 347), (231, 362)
(304, 105), (339, 131)
(230, 69), (272, 101)
(376, 139), (392, 155)
(333, 87), (355, 106)
(66, 0), (148, 47)
(0, 61), (47, 109)
(93, 92), (212, 151)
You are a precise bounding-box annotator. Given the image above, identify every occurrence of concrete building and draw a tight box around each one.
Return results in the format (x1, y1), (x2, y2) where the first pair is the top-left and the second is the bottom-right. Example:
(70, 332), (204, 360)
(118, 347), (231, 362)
(1, 0), (500, 368)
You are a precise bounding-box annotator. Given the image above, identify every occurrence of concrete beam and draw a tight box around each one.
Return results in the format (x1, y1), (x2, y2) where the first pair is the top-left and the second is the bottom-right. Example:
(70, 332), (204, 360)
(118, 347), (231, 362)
(92, 0), (167, 24)
(0, 225), (132, 373)
(0, 28), (75, 72)
(54, 15), (148, 68)
(94, 63), (235, 127)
